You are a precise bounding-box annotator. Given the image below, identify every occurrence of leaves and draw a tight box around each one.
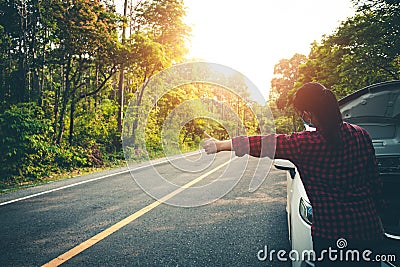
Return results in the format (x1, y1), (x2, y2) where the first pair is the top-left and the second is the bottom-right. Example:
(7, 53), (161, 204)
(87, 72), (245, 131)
(0, 0), (191, 186)
(270, 0), (400, 133)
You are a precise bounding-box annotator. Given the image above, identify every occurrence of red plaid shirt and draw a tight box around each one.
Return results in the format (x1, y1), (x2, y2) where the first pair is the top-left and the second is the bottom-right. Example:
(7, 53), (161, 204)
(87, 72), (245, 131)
(232, 122), (385, 240)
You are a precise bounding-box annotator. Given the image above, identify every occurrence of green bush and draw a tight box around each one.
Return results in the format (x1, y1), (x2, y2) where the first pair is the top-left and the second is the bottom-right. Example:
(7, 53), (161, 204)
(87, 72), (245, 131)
(74, 99), (121, 162)
(0, 103), (56, 184)
(0, 103), (97, 188)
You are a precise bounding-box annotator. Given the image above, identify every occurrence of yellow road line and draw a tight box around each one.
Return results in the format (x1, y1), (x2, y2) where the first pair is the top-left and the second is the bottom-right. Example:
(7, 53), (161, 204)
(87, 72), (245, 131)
(42, 158), (234, 267)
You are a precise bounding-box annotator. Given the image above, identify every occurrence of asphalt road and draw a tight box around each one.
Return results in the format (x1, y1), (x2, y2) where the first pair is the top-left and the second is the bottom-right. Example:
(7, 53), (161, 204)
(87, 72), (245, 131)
(0, 152), (291, 267)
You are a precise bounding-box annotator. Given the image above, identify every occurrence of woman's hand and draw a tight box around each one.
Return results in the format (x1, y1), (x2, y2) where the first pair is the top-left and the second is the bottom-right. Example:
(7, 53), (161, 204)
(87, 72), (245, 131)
(203, 132), (219, 154)
(203, 132), (232, 154)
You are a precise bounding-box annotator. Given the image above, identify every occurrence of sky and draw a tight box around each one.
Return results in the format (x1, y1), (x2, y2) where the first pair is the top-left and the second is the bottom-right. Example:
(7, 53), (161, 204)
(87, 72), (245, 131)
(115, 0), (356, 98)
(183, 0), (355, 98)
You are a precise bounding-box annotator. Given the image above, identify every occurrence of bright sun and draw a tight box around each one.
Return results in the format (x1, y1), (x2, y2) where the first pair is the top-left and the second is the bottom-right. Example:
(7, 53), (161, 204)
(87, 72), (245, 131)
(184, 0), (355, 98)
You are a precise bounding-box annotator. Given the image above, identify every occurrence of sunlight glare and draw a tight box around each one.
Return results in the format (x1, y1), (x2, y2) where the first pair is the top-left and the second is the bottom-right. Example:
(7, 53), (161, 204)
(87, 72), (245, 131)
(184, 0), (355, 98)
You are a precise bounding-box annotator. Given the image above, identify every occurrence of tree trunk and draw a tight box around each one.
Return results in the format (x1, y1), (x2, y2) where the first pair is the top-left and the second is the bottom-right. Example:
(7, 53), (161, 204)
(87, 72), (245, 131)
(117, 0), (128, 133)
(131, 77), (149, 147)
(38, 28), (47, 106)
(68, 92), (76, 145)
(117, 69), (124, 132)
(56, 91), (68, 145)
(53, 67), (60, 140)
(56, 59), (71, 145)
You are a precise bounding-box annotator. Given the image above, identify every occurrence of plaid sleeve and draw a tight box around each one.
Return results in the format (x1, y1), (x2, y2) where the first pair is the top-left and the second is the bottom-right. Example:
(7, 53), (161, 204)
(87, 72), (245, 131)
(232, 134), (301, 162)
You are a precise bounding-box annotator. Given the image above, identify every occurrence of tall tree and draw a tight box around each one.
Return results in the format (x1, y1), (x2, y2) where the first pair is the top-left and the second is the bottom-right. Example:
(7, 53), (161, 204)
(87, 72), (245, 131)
(297, 0), (400, 97)
(0, 0), (41, 104)
(46, 0), (122, 145)
(117, 0), (129, 133)
(127, 0), (190, 145)
(268, 54), (306, 133)
(269, 53), (307, 110)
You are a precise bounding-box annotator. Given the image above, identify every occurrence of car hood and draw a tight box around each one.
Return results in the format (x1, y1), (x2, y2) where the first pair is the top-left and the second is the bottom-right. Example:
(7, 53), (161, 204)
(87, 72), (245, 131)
(339, 80), (400, 155)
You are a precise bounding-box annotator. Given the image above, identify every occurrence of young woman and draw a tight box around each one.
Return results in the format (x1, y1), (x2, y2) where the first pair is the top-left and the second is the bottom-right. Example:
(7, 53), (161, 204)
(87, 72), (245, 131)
(203, 82), (385, 267)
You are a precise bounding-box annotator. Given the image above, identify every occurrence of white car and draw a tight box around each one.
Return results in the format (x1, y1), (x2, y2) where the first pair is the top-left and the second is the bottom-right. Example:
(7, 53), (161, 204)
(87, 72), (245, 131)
(274, 80), (400, 267)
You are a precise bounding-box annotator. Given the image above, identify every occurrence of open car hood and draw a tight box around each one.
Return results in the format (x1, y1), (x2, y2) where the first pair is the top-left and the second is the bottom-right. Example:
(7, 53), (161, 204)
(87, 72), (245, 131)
(339, 80), (400, 123)
(339, 80), (400, 155)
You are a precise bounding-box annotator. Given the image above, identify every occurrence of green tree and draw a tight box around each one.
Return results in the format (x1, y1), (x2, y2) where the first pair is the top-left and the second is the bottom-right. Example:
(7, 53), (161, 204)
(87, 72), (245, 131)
(0, 103), (55, 184)
(126, 0), (191, 145)
(0, 0), (195, 186)
(0, 0), (41, 104)
(269, 53), (306, 133)
(45, 0), (122, 145)
(297, 0), (399, 97)
(270, 53), (307, 110)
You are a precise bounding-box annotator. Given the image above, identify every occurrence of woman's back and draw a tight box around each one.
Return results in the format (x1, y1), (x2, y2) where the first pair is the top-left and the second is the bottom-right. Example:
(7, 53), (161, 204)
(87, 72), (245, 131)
(291, 122), (384, 240)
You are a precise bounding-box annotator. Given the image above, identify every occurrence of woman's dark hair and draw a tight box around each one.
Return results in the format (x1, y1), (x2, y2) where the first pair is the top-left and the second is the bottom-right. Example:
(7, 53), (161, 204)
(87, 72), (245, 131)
(293, 82), (343, 148)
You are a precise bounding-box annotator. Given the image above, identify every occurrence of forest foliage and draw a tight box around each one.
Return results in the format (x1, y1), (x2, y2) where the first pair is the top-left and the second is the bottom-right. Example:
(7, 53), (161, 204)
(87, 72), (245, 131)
(0, 0), (193, 188)
(269, 0), (400, 133)
(0, 0), (399, 188)
(0, 0), (262, 189)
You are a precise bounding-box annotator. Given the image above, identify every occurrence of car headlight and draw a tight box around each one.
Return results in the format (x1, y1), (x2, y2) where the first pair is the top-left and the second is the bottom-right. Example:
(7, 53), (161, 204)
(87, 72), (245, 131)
(299, 197), (313, 225)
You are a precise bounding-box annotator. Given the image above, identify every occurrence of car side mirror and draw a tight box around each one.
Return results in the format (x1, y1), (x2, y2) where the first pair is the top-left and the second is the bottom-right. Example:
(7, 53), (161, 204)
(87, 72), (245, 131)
(274, 159), (296, 179)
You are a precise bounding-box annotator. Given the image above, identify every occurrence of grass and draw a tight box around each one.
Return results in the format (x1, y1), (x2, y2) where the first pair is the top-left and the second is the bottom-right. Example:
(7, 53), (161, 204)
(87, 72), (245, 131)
(0, 160), (127, 194)
(0, 144), (201, 195)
